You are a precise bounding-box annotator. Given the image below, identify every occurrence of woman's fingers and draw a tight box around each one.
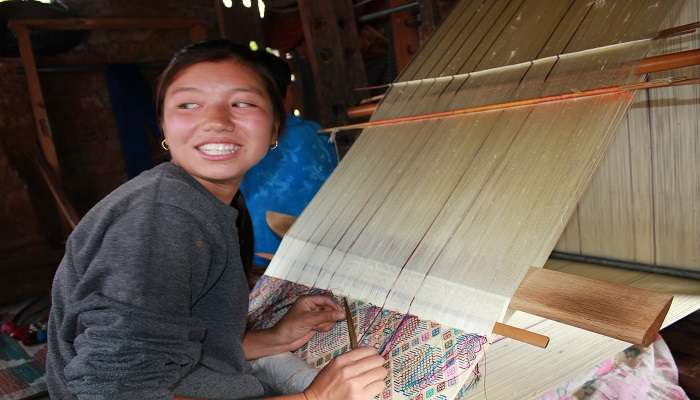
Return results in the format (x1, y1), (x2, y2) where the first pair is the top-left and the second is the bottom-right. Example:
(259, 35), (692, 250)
(315, 321), (337, 332)
(306, 347), (388, 400)
(362, 379), (387, 398)
(296, 295), (342, 313)
(334, 347), (383, 367)
(302, 309), (345, 328)
(357, 365), (388, 385)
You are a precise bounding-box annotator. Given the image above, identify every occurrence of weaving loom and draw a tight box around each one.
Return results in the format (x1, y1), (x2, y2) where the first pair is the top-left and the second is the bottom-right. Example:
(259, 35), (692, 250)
(252, 0), (700, 398)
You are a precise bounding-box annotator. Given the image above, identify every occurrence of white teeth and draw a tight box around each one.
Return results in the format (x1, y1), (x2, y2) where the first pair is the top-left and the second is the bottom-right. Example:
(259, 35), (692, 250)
(198, 143), (239, 155)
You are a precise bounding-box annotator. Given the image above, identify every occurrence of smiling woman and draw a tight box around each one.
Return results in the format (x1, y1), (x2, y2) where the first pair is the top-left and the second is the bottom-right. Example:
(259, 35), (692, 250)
(155, 41), (287, 206)
(161, 58), (279, 203)
(45, 40), (387, 400)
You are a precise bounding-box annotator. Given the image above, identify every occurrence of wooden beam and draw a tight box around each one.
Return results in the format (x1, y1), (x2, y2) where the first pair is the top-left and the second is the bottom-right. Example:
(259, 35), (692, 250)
(13, 24), (61, 175)
(8, 17), (207, 31)
(266, 211), (672, 346)
(510, 267), (672, 346)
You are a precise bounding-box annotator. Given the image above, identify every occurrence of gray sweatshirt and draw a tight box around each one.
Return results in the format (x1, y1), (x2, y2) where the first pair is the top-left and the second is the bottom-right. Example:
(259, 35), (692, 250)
(47, 162), (265, 400)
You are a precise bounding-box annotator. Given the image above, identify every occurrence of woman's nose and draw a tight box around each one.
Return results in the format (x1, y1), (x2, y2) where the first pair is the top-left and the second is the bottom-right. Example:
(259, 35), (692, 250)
(203, 105), (234, 132)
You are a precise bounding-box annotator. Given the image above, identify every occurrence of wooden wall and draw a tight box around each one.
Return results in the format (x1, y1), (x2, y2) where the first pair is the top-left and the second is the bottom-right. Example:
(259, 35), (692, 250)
(555, 0), (699, 272)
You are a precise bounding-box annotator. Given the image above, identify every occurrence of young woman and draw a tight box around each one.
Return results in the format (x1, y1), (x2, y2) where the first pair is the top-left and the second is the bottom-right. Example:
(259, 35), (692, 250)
(46, 40), (387, 400)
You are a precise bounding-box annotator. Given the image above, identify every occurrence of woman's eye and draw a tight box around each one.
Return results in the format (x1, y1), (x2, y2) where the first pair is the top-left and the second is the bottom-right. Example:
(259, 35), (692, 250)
(233, 102), (254, 108)
(177, 103), (199, 110)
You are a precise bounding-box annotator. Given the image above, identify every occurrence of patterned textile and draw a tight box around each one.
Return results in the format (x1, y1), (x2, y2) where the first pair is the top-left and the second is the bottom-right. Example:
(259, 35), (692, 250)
(240, 114), (337, 267)
(248, 276), (488, 400)
(0, 334), (47, 400)
(536, 336), (688, 400)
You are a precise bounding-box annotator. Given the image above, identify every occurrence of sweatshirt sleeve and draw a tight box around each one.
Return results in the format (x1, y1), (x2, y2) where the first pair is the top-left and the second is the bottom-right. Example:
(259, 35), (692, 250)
(61, 203), (214, 400)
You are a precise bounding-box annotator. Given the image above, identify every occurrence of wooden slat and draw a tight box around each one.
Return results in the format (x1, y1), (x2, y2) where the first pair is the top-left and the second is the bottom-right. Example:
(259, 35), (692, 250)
(510, 267), (672, 346)
(492, 322), (549, 348)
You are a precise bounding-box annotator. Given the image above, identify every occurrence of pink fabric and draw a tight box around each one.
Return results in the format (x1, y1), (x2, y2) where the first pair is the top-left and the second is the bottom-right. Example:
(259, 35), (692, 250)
(538, 336), (688, 400)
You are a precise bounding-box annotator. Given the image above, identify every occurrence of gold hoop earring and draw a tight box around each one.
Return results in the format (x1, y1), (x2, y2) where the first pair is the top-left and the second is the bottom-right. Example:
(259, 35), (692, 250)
(161, 139), (169, 151)
(270, 140), (278, 150)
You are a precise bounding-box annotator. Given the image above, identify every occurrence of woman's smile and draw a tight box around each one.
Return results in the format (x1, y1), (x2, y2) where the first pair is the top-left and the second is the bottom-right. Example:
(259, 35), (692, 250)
(196, 142), (241, 159)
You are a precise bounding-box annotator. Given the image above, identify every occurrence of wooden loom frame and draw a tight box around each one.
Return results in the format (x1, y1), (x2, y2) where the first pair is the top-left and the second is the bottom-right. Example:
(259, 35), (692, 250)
(8, 17), (208, 233)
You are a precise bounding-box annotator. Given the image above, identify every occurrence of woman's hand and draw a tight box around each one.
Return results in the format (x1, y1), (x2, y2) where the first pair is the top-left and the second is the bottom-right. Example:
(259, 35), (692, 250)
(272, 295), (345, 350)
(304, 347), (387, 400)
(243, 295), (345, 360)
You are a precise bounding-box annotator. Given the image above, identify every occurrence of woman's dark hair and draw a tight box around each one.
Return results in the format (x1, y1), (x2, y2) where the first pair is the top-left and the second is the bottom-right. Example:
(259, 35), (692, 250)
(156, 39), (286, 136)
(257, 50), (292, 96)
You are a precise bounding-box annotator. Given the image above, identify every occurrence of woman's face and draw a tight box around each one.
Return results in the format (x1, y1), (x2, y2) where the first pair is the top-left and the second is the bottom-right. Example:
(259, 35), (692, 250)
(162, 59), (277, 201)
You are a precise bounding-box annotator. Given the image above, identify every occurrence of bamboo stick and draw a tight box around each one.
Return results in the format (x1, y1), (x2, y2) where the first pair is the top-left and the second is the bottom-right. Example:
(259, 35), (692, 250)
(343, 298), (359, 350)
(492, 322), (549, 348)
(636, 48), (700, 74)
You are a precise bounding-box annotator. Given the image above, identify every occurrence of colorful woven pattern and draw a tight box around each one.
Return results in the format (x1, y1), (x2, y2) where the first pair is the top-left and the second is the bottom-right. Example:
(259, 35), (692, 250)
(249, 276), (488, 400)
(0, 334), (47, 400)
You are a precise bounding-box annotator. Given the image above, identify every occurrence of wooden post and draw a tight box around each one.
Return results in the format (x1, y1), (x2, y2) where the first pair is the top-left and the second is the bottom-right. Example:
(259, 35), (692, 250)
(13, 25), (61, 177)
(298, 0), (367, 127)
(390, 0), (420, 72)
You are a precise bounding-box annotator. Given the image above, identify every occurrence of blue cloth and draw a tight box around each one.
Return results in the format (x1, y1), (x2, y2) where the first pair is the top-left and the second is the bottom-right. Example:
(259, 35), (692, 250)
(105, 64), (159, 178)
(240, 114), (337, 266)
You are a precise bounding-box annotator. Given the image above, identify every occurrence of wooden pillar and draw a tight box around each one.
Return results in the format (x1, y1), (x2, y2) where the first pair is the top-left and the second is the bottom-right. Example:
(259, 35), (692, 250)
(13, 25), (62, 177)
(298, 0), (367, 127)
(390, 0), (420, 72)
